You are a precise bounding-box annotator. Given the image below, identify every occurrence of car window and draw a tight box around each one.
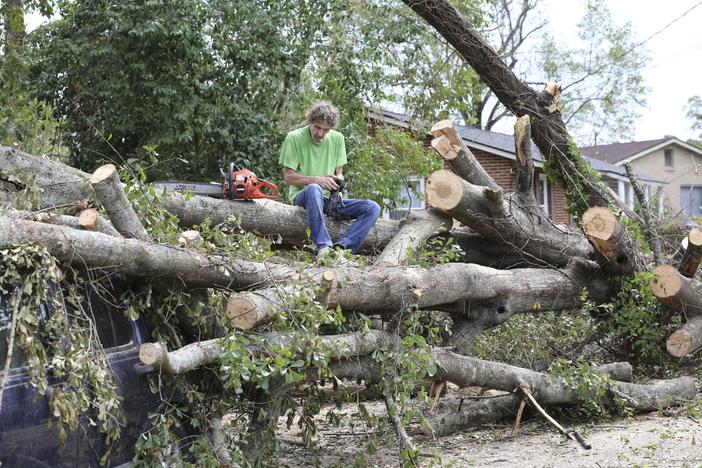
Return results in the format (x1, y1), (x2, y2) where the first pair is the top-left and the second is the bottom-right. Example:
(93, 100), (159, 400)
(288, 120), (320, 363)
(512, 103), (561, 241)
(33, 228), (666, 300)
(82, 282), (133, 348)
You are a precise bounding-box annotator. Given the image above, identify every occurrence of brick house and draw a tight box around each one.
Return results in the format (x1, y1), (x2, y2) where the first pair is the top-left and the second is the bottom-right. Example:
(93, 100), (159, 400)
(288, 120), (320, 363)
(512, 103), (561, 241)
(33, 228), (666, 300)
(369, 109), (665, 225)
(582, 137), (702, 219)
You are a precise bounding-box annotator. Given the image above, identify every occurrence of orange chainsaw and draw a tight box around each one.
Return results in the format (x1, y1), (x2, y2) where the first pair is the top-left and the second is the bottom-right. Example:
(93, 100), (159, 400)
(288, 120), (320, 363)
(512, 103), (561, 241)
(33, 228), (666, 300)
(220, 163), (280, 200)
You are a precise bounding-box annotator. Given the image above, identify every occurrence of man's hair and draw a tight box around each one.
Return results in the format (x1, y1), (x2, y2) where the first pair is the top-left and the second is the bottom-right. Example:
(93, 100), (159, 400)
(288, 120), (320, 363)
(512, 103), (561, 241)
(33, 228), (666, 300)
(306, 101), (340, 128)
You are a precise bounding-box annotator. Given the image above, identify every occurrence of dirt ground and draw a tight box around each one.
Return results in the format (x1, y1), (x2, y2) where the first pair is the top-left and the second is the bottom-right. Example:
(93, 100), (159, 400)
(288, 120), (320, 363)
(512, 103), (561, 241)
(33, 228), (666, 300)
(272, 395), (702, 467)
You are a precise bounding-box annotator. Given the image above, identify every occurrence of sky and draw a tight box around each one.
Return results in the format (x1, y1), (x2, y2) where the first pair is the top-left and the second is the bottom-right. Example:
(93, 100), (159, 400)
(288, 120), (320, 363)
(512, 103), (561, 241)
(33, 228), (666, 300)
(545, 0), (702, 142)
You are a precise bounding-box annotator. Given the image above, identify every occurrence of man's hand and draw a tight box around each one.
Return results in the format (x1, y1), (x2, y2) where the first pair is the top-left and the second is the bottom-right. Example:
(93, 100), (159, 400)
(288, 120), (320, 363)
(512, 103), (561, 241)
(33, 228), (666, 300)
(316, 175), (340, 191)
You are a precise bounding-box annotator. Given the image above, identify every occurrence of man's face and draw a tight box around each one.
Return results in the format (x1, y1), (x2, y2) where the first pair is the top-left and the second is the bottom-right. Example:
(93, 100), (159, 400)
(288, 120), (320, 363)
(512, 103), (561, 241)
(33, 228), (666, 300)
(309, 121), (332, 145)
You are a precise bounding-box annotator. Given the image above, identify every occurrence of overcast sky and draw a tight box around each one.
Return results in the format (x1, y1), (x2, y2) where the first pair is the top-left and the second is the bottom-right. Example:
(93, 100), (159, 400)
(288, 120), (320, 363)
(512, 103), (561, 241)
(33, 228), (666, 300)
(545, 0), (702, 142)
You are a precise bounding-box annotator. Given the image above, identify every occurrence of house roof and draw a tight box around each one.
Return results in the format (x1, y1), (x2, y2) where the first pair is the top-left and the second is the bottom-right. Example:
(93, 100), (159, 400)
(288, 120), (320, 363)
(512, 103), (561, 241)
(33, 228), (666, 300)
(369, 108), (665, 184)
(580, 139), (668, 164)
(581, 137), (702, 165)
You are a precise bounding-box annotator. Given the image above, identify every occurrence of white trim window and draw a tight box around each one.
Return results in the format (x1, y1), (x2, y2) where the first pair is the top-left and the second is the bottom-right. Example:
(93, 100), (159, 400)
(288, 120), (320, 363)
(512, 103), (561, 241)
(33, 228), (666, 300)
(681, 185), (702, 217)
(385, 177), (426, 220)
(536, 173), (549, 215)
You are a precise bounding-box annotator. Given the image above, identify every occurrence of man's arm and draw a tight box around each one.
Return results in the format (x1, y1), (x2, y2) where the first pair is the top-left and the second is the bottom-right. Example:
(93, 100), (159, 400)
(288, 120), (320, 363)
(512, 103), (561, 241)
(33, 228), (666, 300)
(283, 167), (340, 191)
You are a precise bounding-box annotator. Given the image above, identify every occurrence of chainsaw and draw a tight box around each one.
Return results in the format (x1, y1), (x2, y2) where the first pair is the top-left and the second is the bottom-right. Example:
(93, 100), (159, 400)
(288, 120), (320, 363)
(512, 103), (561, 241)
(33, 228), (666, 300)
(220, 163), (280, 200)
(154, 163), (280, 201)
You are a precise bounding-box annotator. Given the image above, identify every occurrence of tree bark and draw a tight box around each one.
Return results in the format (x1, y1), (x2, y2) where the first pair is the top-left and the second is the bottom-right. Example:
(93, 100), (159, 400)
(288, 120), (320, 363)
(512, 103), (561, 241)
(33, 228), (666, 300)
(0, 146), (92, 209)
(234, 258), (612, 325)
(666, 315), (702, 357)
(429, 120), (499, 190)
(581, 207), (647, 274)
(89, 164), (151, 241)
(427, 348), (697, 435)
(139, 330), (396, 375)
(161, 191), (398, 253)
(426, 169), (593, 267)
(650, 264), (702, 315)
(679, 228), (702, 278)
(624, 163), (663, 265)
(0, 216), (296, 289)
(513, 115), (535, 195)
(4, 209), (119, 237)
(374, 209), (453, 267)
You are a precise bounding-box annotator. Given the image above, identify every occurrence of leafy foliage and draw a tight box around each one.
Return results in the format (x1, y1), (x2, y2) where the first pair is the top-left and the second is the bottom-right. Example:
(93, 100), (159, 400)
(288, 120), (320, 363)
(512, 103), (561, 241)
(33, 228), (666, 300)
(549, 358), (632, 418)
(0, 244), (123, 464)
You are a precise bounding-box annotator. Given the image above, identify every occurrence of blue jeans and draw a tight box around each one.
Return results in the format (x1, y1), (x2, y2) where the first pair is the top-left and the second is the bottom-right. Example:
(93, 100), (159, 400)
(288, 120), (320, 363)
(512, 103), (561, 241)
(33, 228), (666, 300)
(293, 184), (381, 254)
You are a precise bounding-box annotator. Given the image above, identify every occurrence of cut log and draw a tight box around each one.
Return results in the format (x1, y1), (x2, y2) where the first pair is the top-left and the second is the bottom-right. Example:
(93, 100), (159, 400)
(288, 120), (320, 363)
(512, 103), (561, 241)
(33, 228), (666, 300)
(513, 115), (534, 195)
(177, 230), (203, 249)
(679, 228), (702, 278)
(581, 207), (647, 274)
(667, 315), (702, 357)
(0, 216), (296, 289)
(4, 209), (118, 237)
(374, 209), (453, 267)
(429, 120), (499, 190)
(89, 164), (151, 241)
(650, 264), (702, 315)
(77, 208), (122, 237)
(426, 169), (593, 267)
(139, 330), (396, 374)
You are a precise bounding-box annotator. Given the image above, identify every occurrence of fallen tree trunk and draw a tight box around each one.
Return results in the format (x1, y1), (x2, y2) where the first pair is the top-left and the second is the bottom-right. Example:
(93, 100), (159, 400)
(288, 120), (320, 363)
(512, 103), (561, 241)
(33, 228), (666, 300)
(374, 209), (453, 267)
(650, 264), (702, 315)
(227, 259), (613, 325)
(0, 146), (92, 209)
(161, 191), (398, 253)
(581, 207), (647, 274)
(399, 0), (610, 210)
(679, 228), (702, 278)
(426, 169), (593, 267)
(666, 315), (702, 358)
(427, 349), (697, 435)
(139, 330), (396, 374)
(0, 216), (295, 289)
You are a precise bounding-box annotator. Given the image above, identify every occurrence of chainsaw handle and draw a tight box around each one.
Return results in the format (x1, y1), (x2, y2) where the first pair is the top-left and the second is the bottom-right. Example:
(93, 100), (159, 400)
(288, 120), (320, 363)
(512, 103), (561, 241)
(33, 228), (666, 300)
(257, 179), (280, 199)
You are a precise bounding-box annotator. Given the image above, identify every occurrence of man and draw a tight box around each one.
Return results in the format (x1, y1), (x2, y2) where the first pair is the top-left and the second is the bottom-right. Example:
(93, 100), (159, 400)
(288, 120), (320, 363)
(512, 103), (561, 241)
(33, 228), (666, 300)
(279, 101), (380, 257)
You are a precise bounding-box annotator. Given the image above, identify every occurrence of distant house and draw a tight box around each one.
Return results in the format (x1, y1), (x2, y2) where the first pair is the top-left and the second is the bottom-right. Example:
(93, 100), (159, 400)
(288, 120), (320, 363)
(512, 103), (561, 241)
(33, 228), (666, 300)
(582, 137), (702, 219)
(369, 109), (665, 225)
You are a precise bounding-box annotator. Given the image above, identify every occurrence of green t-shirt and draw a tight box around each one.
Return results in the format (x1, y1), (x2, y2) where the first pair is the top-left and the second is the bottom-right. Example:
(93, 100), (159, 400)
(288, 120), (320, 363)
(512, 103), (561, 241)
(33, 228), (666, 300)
(278, 126), (347, 202)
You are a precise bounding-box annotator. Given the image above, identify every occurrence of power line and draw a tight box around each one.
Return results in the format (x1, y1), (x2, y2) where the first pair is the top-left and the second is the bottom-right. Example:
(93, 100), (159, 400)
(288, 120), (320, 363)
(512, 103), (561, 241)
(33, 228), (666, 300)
(564, 0), (702, 91)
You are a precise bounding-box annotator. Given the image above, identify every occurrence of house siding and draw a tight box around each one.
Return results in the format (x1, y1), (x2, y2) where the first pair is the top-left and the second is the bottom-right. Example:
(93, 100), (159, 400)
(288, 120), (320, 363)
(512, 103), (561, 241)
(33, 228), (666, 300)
(626, 144), (702, 216)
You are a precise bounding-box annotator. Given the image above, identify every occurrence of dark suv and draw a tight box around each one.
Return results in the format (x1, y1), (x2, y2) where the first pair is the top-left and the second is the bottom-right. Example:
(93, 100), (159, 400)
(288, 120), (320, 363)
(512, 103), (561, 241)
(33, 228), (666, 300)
(0, 282), (162, 467)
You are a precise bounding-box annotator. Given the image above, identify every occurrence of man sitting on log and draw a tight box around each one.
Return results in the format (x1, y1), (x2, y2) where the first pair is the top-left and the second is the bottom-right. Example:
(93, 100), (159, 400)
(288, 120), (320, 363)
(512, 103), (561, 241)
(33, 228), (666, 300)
(279, 101), (380, 258)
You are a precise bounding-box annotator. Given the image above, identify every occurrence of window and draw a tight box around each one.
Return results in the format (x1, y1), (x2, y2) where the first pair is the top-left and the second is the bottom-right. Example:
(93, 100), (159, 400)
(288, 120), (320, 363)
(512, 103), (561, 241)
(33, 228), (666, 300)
(535, 173), (549, 215)
(386, 177), (425, 220)
(681, 186), (702, 217)
(0, 296), (28, 369)
(664, 149), (674, 168)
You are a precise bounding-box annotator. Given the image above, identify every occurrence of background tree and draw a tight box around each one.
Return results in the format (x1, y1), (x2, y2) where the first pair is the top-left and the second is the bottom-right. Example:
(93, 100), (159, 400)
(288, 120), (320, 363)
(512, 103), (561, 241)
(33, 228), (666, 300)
(686, 95), (702, 148)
